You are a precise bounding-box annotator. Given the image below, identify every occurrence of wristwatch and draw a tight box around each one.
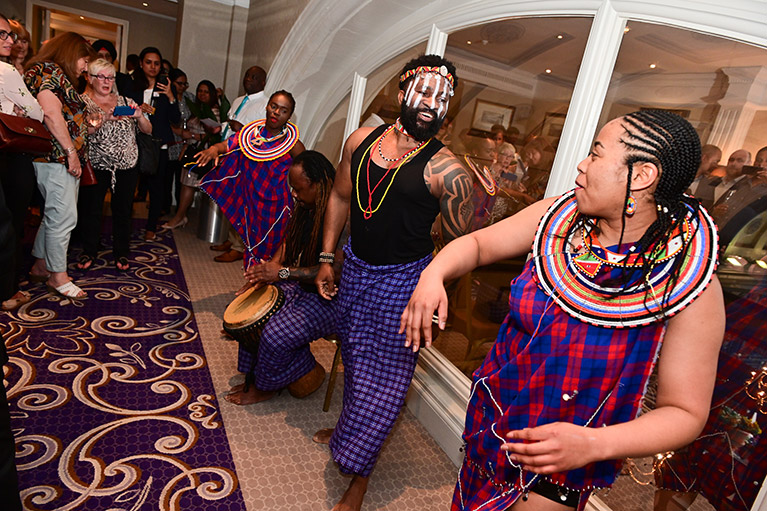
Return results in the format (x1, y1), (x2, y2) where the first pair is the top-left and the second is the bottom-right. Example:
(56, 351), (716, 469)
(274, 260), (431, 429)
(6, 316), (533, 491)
(278, 267), (290, 280)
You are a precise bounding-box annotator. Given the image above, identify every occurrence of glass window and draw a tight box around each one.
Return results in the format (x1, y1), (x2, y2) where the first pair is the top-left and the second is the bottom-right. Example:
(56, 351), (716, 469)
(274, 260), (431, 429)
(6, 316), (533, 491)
(595, 20), (767, 511)
(429, 17), (592, 377)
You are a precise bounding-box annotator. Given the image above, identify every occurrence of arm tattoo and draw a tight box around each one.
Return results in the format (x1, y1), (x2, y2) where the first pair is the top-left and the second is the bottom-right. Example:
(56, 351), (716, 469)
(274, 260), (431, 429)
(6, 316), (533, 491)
(428, 152), (473, 242)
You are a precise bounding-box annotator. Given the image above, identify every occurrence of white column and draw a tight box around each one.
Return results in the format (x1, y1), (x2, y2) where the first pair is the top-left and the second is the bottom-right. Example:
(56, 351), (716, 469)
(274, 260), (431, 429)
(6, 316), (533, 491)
(342, 73), (368, 146)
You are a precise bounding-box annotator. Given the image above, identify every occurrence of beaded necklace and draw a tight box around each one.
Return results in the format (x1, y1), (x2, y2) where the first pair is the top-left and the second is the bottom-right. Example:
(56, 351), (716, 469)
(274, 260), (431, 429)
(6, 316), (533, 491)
(355, 124), (430, 219)
(463, 155), (497, 196)
(237, 119), (299, 162)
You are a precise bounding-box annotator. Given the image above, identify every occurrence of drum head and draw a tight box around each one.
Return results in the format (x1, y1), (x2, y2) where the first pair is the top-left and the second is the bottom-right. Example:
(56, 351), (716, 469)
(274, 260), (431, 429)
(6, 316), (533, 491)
(223, 285), (281, 329)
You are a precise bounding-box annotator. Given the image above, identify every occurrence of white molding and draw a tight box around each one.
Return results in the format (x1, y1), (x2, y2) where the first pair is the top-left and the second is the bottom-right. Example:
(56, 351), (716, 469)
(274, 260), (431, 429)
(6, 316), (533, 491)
(343, 73), (367, 146)
(544, 0), (626, 198)
(425, 24), (448, 56)
(754, 473), (767, 511)
(409, 348), (470, 467)
(27, 0), (131, 70)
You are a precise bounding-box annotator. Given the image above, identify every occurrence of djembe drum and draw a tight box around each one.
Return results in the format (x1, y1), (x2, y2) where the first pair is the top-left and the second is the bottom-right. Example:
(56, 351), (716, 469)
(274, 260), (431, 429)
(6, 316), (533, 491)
(223, 284), (285, 390)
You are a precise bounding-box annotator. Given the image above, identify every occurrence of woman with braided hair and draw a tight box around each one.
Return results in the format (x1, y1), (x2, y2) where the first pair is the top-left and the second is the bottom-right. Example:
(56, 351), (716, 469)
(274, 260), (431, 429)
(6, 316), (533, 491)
(225, 150), (345, 406)
(401, 110), (725, 511)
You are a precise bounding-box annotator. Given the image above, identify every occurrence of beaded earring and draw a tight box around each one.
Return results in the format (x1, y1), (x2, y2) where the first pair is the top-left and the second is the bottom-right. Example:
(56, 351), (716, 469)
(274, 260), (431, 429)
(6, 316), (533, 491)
(625, 194), (637, 216)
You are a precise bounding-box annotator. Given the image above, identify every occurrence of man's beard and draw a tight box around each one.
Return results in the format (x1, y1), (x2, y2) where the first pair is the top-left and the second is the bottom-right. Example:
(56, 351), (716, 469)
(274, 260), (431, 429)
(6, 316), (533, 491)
(399, 104), (444, 142)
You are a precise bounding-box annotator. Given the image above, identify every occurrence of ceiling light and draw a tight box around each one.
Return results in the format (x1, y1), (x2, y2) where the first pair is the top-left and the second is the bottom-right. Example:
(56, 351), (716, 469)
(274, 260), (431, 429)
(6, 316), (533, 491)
(624, 27), (631, 33)
(556, 34), (563, 39)
(726, 255), (746, 267)
(545, 69), (552, 74)
(466, 40), (472, 45)
(649, 63), (657, 69)
(142, 2), (148, 6)
(79, 16), (84, 20)
(756, 259), (767, 269)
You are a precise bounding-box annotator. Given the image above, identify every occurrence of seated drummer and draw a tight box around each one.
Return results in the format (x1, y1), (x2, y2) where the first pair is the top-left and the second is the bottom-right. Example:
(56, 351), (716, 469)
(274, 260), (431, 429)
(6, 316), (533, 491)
(225, 150), (346, 405)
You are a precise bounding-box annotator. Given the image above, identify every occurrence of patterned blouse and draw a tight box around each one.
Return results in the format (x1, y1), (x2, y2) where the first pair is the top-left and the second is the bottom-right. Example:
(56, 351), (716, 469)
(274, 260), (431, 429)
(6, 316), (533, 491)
(0, 61), (43, 121)
(82, 93), (139, 170)
(24, 61), (87, 164)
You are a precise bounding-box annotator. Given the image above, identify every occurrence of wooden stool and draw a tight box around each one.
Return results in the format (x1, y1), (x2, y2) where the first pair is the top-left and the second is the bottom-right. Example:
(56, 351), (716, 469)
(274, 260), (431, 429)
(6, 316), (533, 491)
(323, 334), (342, 412)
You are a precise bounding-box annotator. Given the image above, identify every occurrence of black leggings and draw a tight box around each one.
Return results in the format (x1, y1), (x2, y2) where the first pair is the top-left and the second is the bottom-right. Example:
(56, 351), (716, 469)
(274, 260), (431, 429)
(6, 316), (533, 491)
(530, 478), (580, 507)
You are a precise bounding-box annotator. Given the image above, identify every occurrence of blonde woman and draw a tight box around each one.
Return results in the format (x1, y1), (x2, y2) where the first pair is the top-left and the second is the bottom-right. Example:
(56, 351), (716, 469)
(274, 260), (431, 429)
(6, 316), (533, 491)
(78, 58), (151, 271)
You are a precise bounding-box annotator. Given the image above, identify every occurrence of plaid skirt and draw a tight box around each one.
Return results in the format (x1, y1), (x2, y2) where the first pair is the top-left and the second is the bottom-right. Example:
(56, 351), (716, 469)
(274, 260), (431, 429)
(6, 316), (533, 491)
(329, 243), (432, 477)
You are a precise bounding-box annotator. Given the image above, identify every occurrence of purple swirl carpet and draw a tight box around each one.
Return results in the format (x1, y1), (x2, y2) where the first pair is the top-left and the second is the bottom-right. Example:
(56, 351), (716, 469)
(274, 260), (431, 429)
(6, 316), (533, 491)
(1, 228), (245, 510)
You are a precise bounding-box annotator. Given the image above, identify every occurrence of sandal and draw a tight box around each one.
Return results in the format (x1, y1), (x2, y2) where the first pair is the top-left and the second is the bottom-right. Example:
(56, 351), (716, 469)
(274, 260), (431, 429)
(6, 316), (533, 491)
(1, 290), (32, 311)
(47, 281), (87, 300)
(77, 254), (94, 271)
(115, 257), (130, 271)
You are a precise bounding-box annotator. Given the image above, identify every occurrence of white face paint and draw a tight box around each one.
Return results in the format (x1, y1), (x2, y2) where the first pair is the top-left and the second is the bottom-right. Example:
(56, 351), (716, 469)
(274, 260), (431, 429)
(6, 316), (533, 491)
(403, 72), (453, 120)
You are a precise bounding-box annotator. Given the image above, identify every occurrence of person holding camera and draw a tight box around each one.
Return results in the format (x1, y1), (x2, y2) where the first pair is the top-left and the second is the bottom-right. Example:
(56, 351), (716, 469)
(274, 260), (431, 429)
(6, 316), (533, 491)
(130, 47), (179, 241)
(76, 58), (151, 271)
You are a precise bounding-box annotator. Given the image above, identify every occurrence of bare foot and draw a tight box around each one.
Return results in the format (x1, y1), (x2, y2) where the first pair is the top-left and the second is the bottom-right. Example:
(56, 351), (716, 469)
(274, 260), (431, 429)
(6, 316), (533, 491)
(332, 475), (368, 511)
(312, 427), (334, 444)
(227, 383), (245, 395)
(224, 386), (276, 405)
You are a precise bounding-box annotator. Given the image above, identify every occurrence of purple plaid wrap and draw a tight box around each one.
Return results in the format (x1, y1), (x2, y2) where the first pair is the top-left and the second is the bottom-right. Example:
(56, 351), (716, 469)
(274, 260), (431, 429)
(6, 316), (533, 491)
(236, 281), (336, 391)
(329, 242), (431, 477)
(453, 259), (665, 511)
(200, 135), (293, 267)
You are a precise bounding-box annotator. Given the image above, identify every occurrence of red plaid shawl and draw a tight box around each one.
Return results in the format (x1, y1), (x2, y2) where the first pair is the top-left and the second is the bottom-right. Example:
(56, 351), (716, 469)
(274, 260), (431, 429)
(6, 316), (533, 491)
(199, 135), (293, 268)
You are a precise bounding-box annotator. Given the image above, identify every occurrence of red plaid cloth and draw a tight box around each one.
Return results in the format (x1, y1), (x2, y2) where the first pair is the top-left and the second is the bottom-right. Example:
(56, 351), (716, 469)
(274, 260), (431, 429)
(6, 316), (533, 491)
(655, 279), (767, 510)
(453, 258), (666, 511)
(199, 135), (293, 267)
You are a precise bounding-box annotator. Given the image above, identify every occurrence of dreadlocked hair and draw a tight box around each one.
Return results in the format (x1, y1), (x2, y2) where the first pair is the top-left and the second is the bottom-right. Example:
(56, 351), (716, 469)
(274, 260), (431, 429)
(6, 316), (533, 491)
(568, 110), (702, 315)
(283, 151), (336, 268)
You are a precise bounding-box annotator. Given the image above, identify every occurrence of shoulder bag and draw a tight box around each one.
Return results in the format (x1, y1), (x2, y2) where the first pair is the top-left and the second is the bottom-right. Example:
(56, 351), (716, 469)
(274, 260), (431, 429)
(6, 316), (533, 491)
(0, 112), (53, 155)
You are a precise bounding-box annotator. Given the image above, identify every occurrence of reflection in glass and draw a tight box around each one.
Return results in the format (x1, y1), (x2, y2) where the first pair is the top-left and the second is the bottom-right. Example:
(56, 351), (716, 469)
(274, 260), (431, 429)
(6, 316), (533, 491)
(428, 17), (592, 378)
(596, 20), (767, 511)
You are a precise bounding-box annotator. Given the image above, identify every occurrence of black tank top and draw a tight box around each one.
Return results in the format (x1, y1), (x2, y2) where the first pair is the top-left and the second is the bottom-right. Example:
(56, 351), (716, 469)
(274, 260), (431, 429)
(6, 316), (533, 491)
(350, 124), (443, 265)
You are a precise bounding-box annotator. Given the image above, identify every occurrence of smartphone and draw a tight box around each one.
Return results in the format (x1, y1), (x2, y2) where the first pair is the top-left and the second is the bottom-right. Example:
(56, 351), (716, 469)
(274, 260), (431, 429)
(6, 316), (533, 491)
(113, 105), (135, 116)
(742, 165), (763, 176)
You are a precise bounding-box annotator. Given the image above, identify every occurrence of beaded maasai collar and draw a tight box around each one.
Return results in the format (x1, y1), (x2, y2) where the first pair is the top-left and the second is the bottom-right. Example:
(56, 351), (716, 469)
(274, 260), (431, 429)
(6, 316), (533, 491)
(237, 119), (299, 162)
(532, 191), (718, 328)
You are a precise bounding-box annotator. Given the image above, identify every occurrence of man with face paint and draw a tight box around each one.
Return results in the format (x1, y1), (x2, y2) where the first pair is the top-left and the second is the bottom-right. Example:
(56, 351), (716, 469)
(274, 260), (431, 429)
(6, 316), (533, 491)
(315, 55), (473, 511)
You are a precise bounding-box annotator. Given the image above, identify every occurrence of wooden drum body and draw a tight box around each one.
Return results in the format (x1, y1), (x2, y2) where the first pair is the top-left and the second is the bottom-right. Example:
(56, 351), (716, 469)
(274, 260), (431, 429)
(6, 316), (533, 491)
(223, 284), (284, 356)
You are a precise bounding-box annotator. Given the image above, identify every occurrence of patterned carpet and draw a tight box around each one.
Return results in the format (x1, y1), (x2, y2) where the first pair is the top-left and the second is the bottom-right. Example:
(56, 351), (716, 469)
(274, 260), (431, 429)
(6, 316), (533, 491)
(1, 228), (246, 510)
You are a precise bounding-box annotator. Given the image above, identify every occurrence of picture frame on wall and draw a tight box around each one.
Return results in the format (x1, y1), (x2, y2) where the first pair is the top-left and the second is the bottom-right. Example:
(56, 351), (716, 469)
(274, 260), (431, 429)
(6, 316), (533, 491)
(541, 112), (566, 139)
(471, 100), (515, 132)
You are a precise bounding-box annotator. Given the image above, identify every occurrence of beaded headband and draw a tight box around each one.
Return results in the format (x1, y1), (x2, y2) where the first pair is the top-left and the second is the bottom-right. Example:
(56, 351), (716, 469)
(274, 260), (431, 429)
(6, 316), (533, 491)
(399, 65), (455, 89)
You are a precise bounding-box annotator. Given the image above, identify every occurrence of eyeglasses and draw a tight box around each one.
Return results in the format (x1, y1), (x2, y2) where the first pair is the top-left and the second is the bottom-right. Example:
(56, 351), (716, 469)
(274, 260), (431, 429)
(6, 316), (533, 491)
(89, 74), (116, 82)
(175, 81), (189, 87)
(0, 31), (19, 42)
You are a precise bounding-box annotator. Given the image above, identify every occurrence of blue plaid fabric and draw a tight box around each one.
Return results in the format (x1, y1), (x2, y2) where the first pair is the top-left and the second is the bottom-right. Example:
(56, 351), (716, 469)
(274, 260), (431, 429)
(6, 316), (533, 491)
(453, 259), (665, 511)
(236, 281), (336, 390)
(199, 135), (293, 267)
(329, 242), (432, 477)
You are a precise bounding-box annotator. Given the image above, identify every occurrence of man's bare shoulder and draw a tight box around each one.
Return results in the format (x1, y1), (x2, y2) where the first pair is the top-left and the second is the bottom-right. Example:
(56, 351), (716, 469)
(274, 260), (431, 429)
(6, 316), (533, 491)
(345, 126), (377, 153)
(426, 145), (471, 179)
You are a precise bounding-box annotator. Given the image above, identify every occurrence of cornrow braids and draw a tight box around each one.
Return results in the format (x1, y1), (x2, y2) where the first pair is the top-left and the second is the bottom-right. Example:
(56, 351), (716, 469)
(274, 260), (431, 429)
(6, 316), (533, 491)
(283, 151), (335, 268)
(566, 110), (703, 314)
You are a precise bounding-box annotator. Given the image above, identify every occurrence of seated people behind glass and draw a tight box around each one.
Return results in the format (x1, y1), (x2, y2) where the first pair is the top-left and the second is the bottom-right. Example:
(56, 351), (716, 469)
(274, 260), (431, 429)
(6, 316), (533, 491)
(716, 146), (767, 248)
(687, 144), (722, 196)
(224, 150), (346, 406)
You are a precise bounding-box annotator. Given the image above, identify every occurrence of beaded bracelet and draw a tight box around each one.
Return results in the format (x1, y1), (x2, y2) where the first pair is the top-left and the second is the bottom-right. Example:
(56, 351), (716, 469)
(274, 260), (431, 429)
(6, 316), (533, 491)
(319, 252), (335, 264)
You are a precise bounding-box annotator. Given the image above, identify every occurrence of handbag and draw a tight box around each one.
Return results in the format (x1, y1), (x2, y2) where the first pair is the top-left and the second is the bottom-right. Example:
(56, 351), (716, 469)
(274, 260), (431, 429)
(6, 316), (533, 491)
(0, 112), (53, 155)
(136, 130), (161, 175)
(79, 159), (97, 186)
